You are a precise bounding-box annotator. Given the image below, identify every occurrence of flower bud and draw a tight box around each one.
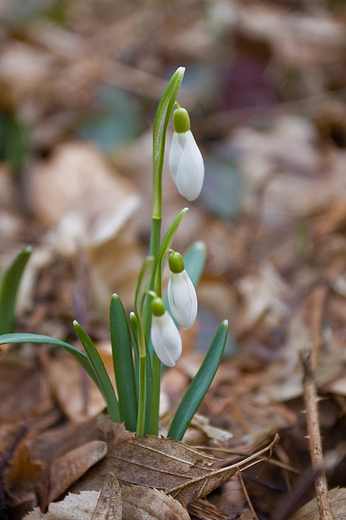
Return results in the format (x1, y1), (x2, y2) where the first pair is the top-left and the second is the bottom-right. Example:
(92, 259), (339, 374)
(167, 252), (198, 330)
(151, 298), (182, 367)
(169, 105), (204, 201)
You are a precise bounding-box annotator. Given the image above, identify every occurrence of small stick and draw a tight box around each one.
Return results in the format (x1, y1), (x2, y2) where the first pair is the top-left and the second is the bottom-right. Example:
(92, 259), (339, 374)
(237, 467), (260, 520)
(300, 350), (333, 520)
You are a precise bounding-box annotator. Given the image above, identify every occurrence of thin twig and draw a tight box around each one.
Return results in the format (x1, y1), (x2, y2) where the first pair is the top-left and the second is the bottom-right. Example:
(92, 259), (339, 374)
(193, 446), (301, 475)
(300, 350), (334, 520)
(237, 467), (260, 520)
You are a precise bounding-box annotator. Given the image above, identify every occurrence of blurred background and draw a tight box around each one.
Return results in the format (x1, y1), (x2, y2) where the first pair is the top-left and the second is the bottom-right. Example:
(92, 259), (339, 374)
(2, 0), (346, 337)
(2, 1), (346, 516)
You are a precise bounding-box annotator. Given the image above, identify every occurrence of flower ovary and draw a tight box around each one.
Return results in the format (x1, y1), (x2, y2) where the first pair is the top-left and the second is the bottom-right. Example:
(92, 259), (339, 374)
(168, 252), (184, 274)
(151, 297), (165, 316)
(173, 107), (190, 133)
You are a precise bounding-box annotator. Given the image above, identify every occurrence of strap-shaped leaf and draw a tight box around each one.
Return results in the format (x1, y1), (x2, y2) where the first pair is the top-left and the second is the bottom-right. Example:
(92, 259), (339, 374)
(0, 332), (97, 385)
(0, 246), (32, 334)
(73, 321), (120, 423)
(129, 312), (140, 399)
(110, 295), (137, 432)
(183, 240), (207, 287)
(168, 320), (228, 441)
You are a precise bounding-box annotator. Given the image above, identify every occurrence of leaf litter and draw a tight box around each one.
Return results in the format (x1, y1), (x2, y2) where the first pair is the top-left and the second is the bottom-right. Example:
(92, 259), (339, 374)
(2, 0), (346, 518)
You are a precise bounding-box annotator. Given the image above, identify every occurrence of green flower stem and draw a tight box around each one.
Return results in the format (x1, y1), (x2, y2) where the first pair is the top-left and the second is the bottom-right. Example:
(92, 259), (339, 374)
(143, 67), (185, 436)
(136, 323), (147, 437)
(150, 352), (161, 435)
(151, 67), (185, 222)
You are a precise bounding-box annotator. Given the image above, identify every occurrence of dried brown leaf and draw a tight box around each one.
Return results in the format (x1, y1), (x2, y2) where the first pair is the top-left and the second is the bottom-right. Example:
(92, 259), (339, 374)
(71, 418), (275, 507)
(91, 473), (121, 520)
(166, 438), (276, 506)
(72, 417), (217, 495)
(121, 484), (190, 520)
(30, 141), (143, 309)
(24, 490), (101, 520)
(49, 440), (107, 502)
(235, 261), (291, 333)
(31, 141), (139, 246)
(5, 442), (45, 507)
(291, 487), (346, 520)
(24, 484), (190, 520)
(48, 344), (114, 423)
(48, 356), (105, 423)
(0, 355), (53, 428)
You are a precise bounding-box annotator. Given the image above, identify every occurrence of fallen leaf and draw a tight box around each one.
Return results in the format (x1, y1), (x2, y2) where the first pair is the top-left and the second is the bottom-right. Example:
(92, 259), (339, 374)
(121, 484), (190, 520)
(49, 440), (108, 503)
(71, 418), (275, 507)
(290, 487), (346, 520)
(4, 423), (105, 509)
(72, 417), (217, 494)
(31, 141), (140, 248)
(4, 442), (45, 507)
(91, 473), (121, 520)
(24, 483), (191, 520)
(24, 491), (101, 520)
(235, 261), (291, 332)
(29, 141), (143, 310)
(48, 343), (114, 423)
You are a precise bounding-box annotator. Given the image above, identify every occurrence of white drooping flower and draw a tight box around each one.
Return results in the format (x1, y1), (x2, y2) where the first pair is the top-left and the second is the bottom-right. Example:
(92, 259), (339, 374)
(151, 297), (182, 367)
(167, 251), (198, 330)
(169, 105), (204, 201)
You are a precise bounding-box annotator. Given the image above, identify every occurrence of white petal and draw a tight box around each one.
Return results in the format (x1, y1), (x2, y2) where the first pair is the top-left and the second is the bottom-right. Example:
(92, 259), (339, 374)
(168, 270), (198, 330)
(169, 131), (204, 201)
(169, 131), (184, 184)
(151, 311), (182, 367)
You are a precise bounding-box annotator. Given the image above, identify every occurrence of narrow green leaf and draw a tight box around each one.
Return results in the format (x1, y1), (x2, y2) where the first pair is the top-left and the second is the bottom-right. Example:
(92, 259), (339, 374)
(129, 312), (140, 399)
(168, 320), (228, 441)
(0, 332), (98, 386)
(73, 321), (120, 423)
(110, 295), (137, 432)
(0, 246), (32, 335)
(183, 241), (207, 287)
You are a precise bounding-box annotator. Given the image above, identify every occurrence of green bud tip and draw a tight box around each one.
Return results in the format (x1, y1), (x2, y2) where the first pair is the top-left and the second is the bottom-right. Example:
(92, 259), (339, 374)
(173, 106), (190, 133)
(168, 251), (184, 274)
(151, 297), (165, 317)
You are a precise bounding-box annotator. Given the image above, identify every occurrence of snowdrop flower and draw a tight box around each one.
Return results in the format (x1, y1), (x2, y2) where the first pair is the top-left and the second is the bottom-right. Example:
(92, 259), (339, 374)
(151, 297), (182, 367)
(169, 104), (204, 201)
(167, 251), (198, 330)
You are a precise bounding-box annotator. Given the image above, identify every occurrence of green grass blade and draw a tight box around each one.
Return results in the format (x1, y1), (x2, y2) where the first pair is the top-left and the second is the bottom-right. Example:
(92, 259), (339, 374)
(110, 295), (137, 432)
(0, 332), (98, 385)
(73, 321), (120, 423)
(0, 246), (32, 334)
(168, 320), (228, 441)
